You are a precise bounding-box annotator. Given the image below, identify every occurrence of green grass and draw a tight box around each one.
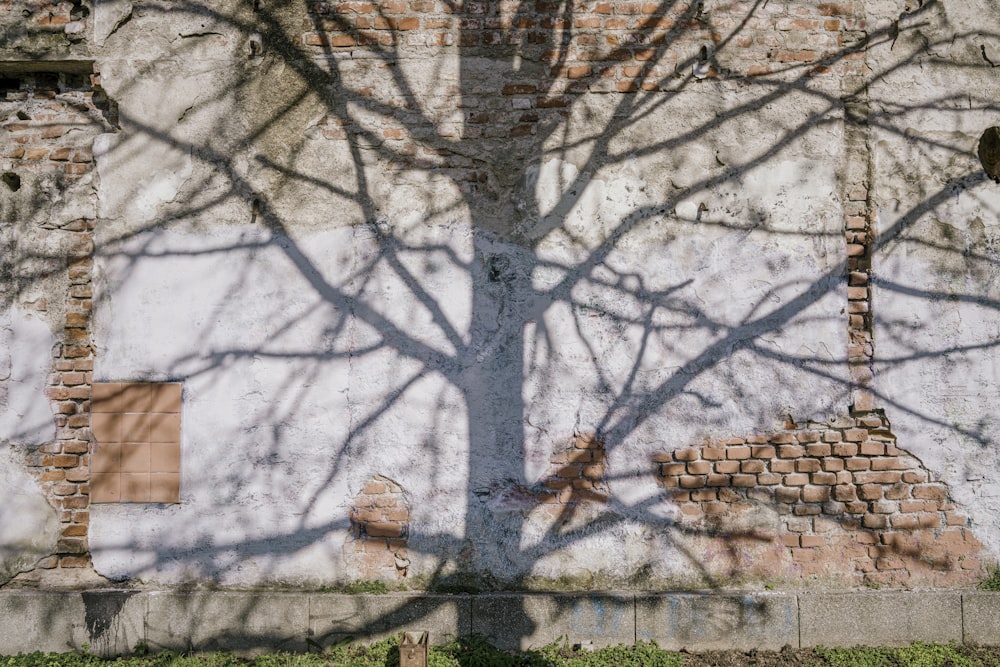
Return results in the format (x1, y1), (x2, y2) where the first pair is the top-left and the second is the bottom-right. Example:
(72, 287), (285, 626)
(4, 639), (1000, 667)
(816, 642), (994, 667)
(319, 580), (396, 595)
(979, 566), (1000, 591)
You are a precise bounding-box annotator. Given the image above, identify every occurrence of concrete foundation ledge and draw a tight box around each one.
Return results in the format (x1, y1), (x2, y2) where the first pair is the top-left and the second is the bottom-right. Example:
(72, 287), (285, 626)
(0, 590), (997, 656)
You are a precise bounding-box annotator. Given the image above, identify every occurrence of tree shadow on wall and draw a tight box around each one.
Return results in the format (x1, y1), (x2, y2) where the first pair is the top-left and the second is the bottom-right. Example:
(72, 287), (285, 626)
(5, 0), (1000, 652)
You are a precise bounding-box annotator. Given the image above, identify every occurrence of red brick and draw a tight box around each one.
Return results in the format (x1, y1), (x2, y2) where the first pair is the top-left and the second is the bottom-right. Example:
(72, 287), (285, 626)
(706, 474), (730, 487)
(727, 446), (751, 459)
(858, 484), (882, 500)
(802, 486), (831, 502)
(679, 475), (706, 488)
(860, 441), (885, 456)
(822, 457), (845, 472)
(774, 487), (800, 503)
(687, 461), (711, 475)
(661, 462), (685, 476)
(715, 461), (739, 473)
(845, 457), (870, 471)
(53, 455), (79, 468)
(796, 458), (821, 473)
(691, 489), (717, 502)
(811, 472), (837, 485)
(854, 471), (901, 484)
(800, 535), (825, 548)
(912, 484), (948, 500)
(778, 445), (804, 458)
(59, 556), (90, 568)
(364, 522), (404, 538)
(805, 443), (831, 456)
(771, 459), (795, 473)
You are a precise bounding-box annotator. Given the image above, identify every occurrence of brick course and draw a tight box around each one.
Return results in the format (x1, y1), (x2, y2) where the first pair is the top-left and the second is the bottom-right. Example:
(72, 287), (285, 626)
(656, 413), (984, 587)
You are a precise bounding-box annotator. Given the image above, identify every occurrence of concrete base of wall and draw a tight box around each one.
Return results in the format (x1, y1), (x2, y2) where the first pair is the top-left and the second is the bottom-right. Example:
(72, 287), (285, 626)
(0, 590), (997, 656)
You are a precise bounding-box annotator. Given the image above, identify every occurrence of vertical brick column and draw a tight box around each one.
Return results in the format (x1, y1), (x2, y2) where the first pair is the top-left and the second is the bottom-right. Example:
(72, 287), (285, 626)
(38, 248), (94, 569)
(839, 2), (877, 414)
(3, 71), (104, 578)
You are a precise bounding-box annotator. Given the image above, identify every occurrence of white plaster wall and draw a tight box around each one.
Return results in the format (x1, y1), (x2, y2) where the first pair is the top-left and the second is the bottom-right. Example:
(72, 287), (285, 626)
(85, 3), (869, 586)
(867, 0), (1000, 557)
(0, 307), (61, 583)
(89, 106), (849, 585)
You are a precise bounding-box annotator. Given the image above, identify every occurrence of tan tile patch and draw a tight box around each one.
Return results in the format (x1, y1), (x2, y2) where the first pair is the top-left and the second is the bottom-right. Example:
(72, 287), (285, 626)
(151, 383), (182, 413)
(150, 443), (180, 473)
(91, 442), (121, 473)
(121, 473), (150, 502)
(150, 473), (180, 503)
(92, 412), (122, 443)
(121, 412), (151, 441)
(90, 473), (121, 503)
(150, 413), (180, 443)
(91, 382), (182, 503)
(91, 382), (123, 413)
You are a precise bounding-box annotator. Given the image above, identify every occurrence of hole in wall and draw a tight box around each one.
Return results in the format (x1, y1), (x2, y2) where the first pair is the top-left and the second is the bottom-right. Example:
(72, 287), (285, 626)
(0, 77), (20, 95)
(978, 126), (1000, 184)
(2, 173), (21, 192)
(70, 3), (90, 20)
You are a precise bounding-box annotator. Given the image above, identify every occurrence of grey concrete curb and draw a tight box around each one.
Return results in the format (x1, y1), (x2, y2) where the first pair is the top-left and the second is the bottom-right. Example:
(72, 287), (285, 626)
(0, 590), (997, 656)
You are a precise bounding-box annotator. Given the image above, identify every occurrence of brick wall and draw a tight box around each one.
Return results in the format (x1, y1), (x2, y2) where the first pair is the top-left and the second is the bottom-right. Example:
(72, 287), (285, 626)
(656, 414), (984, 587)
(300, 0), (866, 189)
(2, 70), (102, 579)
(2, 0), (990, 589)
(347, 475), (411, 579)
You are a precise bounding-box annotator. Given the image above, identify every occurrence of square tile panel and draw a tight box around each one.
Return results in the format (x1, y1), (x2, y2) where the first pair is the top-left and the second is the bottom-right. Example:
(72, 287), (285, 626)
(150, 413), (180, 443)
(91, 442), (121, 473)
(150, 474), (180, 503)
(121, 412), (150, 441)
(121, 473), (150, 502)
(91, 413), (122, 443)
(91, 383), (123, 413)
(91, 382), (182, 503)
(90, 473), (121, 503)
(150, 443), (181, 473)
(121, 443), (150, 473)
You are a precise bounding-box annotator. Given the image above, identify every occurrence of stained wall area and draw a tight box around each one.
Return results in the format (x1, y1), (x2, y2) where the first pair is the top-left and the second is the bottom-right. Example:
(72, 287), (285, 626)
(1, 0), (1000, 592)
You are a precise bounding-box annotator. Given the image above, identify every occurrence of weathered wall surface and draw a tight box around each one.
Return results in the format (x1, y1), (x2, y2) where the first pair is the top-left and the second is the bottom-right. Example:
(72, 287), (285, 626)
(2, 0), (1000, 592)
(866, 0), (1000, 558)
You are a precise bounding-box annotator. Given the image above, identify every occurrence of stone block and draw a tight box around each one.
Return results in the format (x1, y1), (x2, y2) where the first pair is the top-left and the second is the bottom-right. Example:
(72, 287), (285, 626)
(0, 591), (144, 656)
(145, 591), (307, 654)
(636, 593), (797, 651)
(963, 592), (1000, 646)
(309, 593), (471, 646)
(471, 593), (634, 650)
(799, 592), (962, 646)
(0, 592), (88, 654)
(81, 590), (147, 657)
